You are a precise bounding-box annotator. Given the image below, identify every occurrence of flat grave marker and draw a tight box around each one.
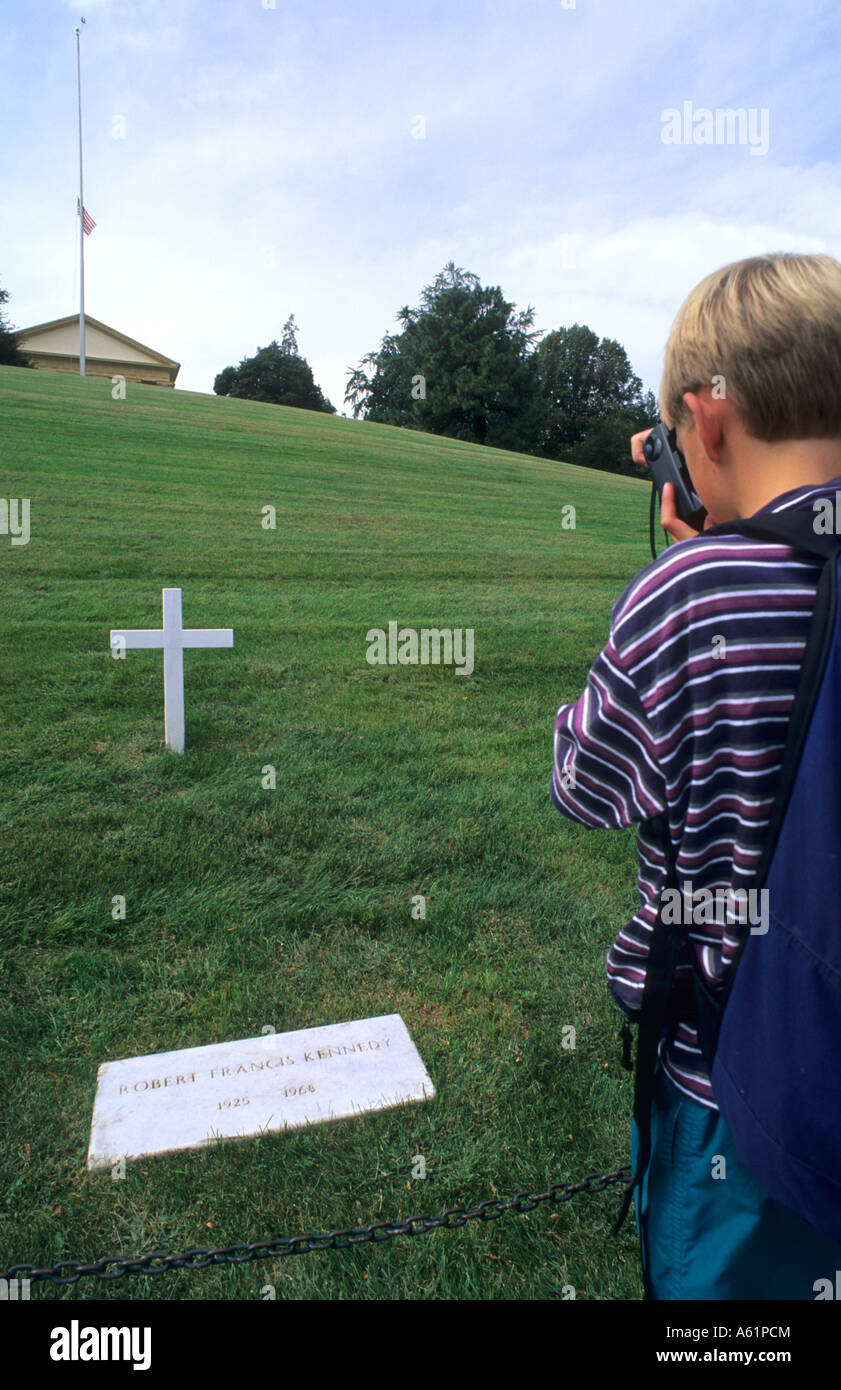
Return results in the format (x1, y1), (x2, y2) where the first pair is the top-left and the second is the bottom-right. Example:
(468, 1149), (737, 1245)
(87, 1014), (435, 1171)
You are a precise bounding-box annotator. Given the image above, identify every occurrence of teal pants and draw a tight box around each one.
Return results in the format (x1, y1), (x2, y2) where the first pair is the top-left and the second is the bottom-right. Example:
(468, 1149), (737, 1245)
(630, 1057), (841, 1299)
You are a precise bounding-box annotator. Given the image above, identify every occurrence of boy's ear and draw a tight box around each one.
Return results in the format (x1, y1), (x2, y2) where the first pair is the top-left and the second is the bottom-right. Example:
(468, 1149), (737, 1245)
(683, 388), (725, 463)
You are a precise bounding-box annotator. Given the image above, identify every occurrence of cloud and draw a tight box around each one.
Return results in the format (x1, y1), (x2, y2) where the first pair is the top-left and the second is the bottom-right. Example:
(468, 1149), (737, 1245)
(10, 0), (841, 412)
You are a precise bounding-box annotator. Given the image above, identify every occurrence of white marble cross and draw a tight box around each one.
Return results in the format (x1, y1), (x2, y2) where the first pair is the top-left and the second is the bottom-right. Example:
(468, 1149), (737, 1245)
(110, 588), (233, 753)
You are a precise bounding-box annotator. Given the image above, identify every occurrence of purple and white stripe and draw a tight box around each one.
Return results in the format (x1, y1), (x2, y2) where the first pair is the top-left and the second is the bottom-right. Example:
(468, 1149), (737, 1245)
(551, 477), (841, 1109)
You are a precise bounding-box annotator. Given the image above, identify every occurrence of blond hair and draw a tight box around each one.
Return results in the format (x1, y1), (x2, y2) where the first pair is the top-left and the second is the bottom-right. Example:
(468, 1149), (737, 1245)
(660, 252), (841, 441)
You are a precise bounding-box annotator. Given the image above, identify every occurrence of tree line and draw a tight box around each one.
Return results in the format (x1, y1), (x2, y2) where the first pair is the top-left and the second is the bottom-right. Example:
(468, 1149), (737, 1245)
(215, 264), (656, 477)
(1, 272), (657, 477)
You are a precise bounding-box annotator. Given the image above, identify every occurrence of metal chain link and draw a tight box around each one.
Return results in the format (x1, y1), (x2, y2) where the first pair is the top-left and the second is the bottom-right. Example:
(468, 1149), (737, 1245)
(2, 1162), (630, 1286)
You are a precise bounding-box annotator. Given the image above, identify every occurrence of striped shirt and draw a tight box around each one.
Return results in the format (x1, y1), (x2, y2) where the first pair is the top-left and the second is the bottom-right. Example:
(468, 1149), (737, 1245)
(550, 475), (841, 1109)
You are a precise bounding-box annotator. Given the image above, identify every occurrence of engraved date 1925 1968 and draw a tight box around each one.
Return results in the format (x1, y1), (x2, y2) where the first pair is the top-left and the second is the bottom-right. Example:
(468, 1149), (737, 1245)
(218, 1084), (316, 1110)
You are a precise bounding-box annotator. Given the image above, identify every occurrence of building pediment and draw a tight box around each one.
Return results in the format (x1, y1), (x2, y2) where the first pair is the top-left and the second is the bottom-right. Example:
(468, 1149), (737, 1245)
(17, 314), (180, 385)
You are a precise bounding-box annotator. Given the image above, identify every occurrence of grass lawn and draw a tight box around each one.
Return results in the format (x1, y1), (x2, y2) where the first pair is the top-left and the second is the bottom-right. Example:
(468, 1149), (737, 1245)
(0, 364), (656, 1300)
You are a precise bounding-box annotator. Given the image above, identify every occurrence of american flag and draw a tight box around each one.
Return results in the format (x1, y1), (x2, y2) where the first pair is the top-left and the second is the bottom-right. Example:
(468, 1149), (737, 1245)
(76, 198), (96, 235)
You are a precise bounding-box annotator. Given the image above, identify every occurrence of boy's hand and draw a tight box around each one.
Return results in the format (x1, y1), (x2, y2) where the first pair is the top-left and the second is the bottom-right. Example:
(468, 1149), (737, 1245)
(659, 482), (715, 541)
(631, 427), (716, 542)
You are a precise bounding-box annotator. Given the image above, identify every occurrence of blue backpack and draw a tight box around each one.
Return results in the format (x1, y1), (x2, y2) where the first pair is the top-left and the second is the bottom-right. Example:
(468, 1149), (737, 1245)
(613, 505), (841, 1255)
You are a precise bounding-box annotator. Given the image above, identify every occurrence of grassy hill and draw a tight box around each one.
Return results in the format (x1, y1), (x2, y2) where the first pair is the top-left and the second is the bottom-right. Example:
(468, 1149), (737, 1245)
(0, 364), (657, 1301)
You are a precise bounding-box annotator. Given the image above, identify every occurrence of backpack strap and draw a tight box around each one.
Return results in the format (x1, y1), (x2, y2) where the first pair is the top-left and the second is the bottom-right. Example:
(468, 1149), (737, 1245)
(612, 503), (841, 1275)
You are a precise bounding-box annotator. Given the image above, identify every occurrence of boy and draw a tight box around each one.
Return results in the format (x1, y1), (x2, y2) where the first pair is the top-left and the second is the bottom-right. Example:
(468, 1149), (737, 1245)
(550, 252), (841, 1299)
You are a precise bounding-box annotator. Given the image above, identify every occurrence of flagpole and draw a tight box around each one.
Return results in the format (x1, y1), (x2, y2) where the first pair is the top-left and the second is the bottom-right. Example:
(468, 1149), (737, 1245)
(75, 20), (86, 376)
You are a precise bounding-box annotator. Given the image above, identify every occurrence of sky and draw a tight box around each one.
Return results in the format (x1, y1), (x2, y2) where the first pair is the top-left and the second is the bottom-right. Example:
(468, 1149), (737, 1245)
(3, 0), (840, 414)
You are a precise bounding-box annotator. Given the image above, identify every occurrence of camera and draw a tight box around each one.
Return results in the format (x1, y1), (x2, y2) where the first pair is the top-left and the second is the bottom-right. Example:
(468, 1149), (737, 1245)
(643, 422), (707, 533)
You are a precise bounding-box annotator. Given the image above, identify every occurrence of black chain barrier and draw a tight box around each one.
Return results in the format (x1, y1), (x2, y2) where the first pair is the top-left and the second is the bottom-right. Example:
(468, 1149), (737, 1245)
(2, 1163), (630, 1286)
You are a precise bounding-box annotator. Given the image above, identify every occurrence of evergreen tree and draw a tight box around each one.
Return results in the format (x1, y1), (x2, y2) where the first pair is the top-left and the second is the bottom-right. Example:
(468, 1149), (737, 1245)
(345, 262), (544, 453)
(280, 314), (299, 356)
(534, 324), (648, 454)
(214, 335), (334, 413)
(532, 324), (656, 474)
